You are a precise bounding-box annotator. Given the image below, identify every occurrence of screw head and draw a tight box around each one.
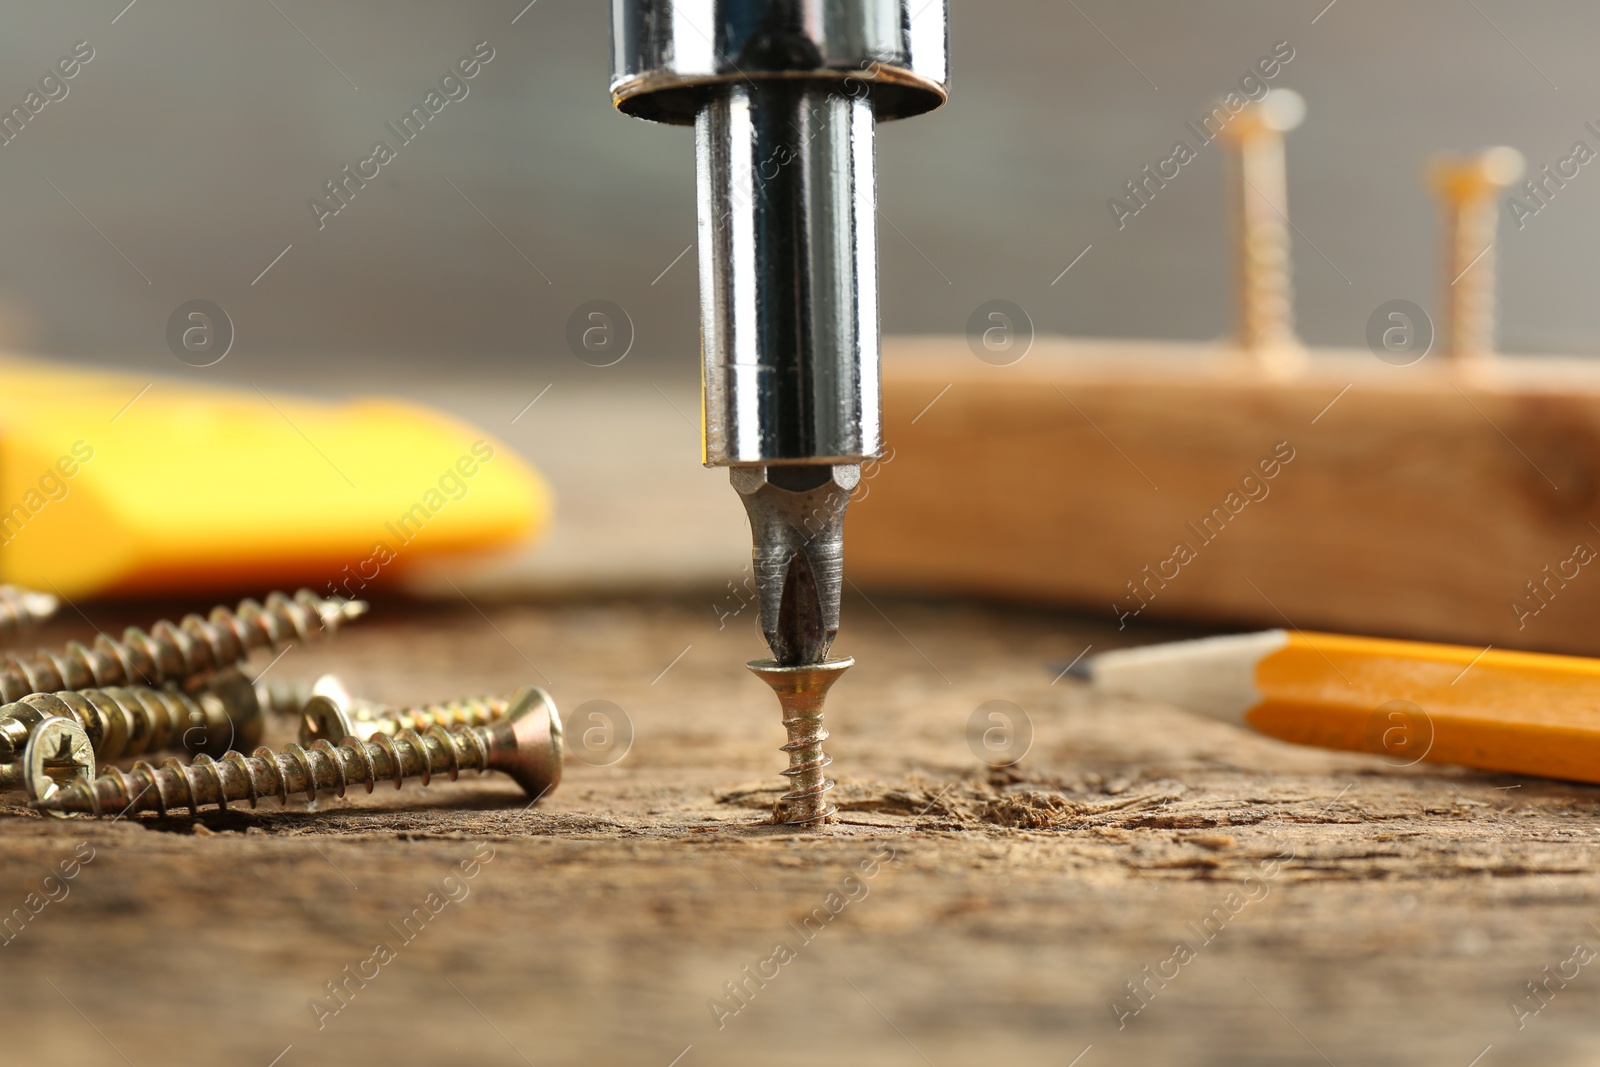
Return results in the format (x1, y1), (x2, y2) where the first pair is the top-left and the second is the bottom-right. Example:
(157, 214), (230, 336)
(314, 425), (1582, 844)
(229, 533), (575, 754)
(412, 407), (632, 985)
(1255, 88), (1306, 133)
(310, 674), (358, 712)
(295, 677), (379, 746)
(747, 656), (855, 701)
(192, 669), (266, 755)
(300, 695), (358, 745)
(24, 716), (94, 818)
(495, 686), (563, 800)
(1428, 146), (1526, 198)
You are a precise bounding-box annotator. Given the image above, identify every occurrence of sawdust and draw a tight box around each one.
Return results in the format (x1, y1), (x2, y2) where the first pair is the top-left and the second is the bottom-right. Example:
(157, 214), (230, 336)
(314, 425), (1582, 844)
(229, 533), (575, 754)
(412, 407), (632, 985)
(719, 771), (1185, 830)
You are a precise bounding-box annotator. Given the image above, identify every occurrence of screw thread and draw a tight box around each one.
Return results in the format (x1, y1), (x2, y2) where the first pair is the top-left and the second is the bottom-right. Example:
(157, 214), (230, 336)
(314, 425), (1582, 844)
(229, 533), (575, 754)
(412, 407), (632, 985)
(298, 691), (512, 747)
(1428, 148), (1522, 365)
(354, 694), (510, 737)
(1234, 136), (1295, 356)
(0, 586), (57, 647)
(0, 590), (364, 705)
(749, 658), (850, 828)
(1442, 197), (1498, 361)
(42, 724), (498, 817)
(0, 685), (238, 764)
(778, 707), (835, 826)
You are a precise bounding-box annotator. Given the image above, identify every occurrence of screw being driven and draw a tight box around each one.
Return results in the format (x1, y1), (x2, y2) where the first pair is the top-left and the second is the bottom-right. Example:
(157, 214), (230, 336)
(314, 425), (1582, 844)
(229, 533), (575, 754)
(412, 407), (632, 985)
(748, 657), (852, 827)
(0, 668), (264, 772)
(0, 589), (364, 705)
(300, 682), (510, 746)
(0, 586), (58, 647)
(30, 685), (563, 817)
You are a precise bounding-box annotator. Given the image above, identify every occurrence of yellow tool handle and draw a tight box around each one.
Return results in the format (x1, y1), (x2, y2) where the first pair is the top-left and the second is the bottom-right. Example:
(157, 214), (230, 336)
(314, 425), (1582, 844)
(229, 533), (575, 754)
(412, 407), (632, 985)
(0, 359), (550, 597)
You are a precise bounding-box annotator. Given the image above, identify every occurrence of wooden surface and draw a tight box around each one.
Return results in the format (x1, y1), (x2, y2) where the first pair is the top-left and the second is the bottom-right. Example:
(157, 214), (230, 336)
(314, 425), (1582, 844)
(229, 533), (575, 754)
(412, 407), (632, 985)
(1, 594), (1598, 1065)
(853, 337), (1600, 655)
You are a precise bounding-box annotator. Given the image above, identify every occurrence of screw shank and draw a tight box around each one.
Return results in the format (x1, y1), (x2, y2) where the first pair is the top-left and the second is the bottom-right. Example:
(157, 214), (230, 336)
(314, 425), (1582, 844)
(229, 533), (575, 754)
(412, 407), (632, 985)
(302, 692), (510, 746)
(36, 709), (563, 817)
(0, 590), (363, 705)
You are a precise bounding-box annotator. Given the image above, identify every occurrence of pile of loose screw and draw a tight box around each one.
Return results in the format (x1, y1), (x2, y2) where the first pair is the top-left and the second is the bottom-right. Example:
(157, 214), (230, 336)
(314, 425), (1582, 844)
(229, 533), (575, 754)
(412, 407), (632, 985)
(0, 587), (563, 820)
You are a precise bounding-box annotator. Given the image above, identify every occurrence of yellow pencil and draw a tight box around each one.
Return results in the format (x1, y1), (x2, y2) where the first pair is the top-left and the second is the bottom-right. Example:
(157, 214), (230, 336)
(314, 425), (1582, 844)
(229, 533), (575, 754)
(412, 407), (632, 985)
(1070, 630), (1600, 784)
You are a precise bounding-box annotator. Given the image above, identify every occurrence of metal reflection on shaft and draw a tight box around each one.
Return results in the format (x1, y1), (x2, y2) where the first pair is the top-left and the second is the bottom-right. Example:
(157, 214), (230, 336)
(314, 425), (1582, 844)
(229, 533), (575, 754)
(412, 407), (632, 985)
(698, 83), (880, 466)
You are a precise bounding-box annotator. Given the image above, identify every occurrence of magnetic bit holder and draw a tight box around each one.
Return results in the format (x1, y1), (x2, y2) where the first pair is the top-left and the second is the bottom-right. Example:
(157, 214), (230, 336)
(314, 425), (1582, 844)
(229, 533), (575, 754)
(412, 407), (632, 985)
(610, 3), (950, 671)
(611, 1), (951, 469)
(748, 656), (853, 827)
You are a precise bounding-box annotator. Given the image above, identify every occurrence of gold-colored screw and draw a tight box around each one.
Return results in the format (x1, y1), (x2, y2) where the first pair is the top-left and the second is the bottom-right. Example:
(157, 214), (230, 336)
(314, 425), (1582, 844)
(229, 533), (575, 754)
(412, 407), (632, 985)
(0, 586), (58, 647)
(13, 715), (95, 817)
(1427, 147), (1525, 364)
(747, 657), (852, 827)
(0, 589), (365, 704)
(30, 686), (563, 818)
(1219, 89), (1307, 376)
(254, 673), (362, 719)
(0, 668), (263, 773)
(299, 681), (510, 746)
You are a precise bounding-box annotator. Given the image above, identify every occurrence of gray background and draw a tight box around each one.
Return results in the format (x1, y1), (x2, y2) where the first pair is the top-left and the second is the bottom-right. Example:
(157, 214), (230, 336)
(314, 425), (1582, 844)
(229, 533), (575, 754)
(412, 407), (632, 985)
(0, 0), (1594, 388)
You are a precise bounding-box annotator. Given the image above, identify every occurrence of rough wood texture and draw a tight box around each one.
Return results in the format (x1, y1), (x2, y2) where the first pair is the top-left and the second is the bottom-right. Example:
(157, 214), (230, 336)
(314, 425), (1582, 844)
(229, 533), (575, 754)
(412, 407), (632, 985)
(854, 337), (1600, 655)
(0, 595), (1596, 1064)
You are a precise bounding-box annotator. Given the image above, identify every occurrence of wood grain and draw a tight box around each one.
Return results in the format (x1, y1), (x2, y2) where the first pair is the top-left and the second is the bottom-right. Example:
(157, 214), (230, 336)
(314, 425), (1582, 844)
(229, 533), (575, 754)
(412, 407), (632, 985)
(853, 337), (1600, 655)
(0, 595), (1595, 1065)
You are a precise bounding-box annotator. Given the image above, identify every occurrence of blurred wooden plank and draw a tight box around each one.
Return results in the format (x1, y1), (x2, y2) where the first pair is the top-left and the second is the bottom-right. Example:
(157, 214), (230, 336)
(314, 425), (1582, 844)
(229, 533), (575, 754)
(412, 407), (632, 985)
(854, 336), (1600, 654)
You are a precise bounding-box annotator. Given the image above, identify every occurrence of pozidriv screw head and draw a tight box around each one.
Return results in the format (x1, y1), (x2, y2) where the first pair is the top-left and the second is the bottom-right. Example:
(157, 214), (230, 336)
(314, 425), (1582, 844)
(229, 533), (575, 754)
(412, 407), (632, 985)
(24, 716), (94, 818)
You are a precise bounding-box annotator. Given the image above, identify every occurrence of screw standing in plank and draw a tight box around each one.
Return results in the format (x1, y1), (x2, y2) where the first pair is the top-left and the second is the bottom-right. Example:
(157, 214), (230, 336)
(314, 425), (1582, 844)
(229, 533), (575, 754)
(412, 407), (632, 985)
(748, 657), (852, 827)
(300, 682), (510, 746)
(1218, 89), (1307, 377)
(0, 586), (58, 647)
(18, 716), (94, 818)
(0, 589), (365, 705)
(1427, 147), (1524, 365)
(30, 685), (563, 817)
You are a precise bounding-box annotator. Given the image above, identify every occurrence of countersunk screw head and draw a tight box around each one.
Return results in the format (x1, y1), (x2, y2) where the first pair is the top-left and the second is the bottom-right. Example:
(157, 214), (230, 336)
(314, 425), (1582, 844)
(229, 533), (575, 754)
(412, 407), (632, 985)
(191, 669), (266, 756)
(24, 716), (94, 818)
(303, 684), (563, 799)
(302, 696), (358, 745)
(495, 686), (564, 799)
